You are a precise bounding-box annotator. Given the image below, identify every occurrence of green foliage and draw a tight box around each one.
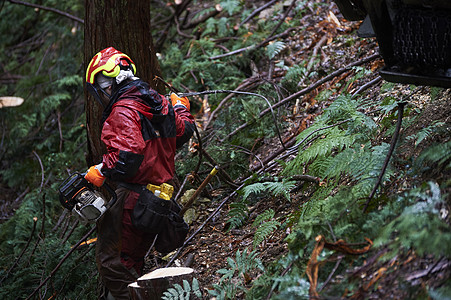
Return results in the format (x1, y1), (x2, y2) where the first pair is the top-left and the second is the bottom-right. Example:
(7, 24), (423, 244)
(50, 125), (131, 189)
(252, 209), (281, 248)
(162, 278), (203, 300)
(266, 41), (286, 60)
(243, 179), (296, 201)
(220, 0), (242, 16)
(209, 248), (264, 299)
(405, 120), (446, 148)
(374, 181), (451, 257)
(415, 140), (451, 171)
(226, 200), (249, 230)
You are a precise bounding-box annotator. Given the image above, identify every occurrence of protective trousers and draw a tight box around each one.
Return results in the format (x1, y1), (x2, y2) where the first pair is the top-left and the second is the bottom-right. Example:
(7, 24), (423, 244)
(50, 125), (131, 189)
(96, 187), (136, 300)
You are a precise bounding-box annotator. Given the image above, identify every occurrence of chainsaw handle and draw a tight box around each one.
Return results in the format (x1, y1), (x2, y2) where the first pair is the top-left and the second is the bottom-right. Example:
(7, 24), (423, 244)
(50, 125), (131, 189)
(104, 183), (117, 208)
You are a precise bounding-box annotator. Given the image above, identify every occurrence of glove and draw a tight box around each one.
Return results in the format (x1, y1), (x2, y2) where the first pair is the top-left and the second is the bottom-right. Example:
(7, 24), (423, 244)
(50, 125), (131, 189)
(170, 93), (190, 111)
(85, 163), (106, 187)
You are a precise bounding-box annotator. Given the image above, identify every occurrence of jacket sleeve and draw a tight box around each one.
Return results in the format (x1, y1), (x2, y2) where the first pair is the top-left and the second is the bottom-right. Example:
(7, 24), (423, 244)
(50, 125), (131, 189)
(173, 105), (195, 149)
(100, 106), (145, 181)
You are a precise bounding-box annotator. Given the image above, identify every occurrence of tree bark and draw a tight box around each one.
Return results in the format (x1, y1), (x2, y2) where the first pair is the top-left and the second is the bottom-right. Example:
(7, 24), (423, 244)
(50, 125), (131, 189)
(84, 0), (164, 165)
(128, 267), (194, 300)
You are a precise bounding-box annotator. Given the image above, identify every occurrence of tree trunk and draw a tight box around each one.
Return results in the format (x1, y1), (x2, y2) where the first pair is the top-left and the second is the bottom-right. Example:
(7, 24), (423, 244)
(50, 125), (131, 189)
(84, 0), (165, 165)
(128, 267), (194, 300)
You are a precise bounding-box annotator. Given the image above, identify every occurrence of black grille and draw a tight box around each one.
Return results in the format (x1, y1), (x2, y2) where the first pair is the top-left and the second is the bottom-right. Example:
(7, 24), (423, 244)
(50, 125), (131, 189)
(393, 7), (451, 68)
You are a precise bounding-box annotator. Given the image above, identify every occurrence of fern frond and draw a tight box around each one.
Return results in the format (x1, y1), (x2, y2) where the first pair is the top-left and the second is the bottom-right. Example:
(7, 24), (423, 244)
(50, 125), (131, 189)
(263, 180), (296, 201)
(252, 209), (275, 227)
(267, 41), (286, 59)
(226, 201), (249, 230)
(253, 220), (280, 248)
(406, 121), (446, 147)
(416, 141), (451, 169)
(242, 182), (266, 201)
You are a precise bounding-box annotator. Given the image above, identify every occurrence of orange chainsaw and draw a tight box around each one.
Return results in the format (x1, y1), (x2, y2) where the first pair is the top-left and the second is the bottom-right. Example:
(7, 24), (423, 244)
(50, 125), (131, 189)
(58, 172), (116, 223)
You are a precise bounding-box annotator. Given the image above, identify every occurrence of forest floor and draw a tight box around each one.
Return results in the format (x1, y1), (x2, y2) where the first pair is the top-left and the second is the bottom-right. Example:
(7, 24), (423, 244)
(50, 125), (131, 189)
(142, 2), (450, 299)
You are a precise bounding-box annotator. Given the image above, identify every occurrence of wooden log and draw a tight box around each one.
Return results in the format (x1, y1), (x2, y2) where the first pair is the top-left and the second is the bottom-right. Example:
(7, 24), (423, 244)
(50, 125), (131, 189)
(128, 267), (194, 300)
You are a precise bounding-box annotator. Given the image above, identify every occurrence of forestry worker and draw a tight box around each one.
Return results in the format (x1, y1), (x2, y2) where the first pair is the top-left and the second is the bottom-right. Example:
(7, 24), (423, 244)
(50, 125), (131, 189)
(84, 47), (194, 299)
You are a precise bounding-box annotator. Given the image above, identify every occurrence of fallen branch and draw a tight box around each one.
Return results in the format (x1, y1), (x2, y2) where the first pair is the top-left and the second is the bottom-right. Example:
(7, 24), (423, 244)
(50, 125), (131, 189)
(8, 0), (84, 24)
(237, 0), (278, 28)
(182, 5), (222, 29)
(176, 89), (286, 149)
(352, 75), (383, 97)
(269, 0), (297, 37)
(165, 182), (246, 267)
(0, 217), (37, 284)
(25, 226), (96, 300)
(224, 53), (380, 140)
(209, 27), (299, 60)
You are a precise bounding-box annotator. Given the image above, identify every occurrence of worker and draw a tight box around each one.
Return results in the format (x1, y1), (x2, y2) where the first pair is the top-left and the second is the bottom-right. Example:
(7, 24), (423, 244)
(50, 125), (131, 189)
(84, 47), (195, 299)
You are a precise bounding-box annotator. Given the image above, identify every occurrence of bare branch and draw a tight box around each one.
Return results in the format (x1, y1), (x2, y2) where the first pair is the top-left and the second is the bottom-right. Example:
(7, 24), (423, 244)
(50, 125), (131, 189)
(8, 0), (84, 24)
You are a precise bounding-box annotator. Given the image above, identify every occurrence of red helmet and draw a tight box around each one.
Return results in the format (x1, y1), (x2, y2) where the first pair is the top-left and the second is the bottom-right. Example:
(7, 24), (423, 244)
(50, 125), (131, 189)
(86, 47), (136, 106)
(86, 47), (136, 84)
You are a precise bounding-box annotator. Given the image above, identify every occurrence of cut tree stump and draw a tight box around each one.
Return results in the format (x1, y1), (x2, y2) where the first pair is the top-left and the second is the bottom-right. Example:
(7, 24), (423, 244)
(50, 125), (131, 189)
(128, 267), (194, 300)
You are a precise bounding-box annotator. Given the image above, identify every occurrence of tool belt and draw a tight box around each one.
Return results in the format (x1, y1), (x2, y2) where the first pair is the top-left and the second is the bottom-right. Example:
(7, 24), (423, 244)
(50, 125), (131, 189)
(119, 181), (188, 253)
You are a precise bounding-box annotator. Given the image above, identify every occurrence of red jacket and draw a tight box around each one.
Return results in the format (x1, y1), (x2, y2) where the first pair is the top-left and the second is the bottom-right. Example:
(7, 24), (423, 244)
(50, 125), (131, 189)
(99, 80), (194, 206)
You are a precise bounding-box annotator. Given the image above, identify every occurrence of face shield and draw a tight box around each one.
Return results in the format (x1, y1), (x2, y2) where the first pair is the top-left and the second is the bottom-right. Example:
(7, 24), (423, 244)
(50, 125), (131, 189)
(86, 74), (113, 108)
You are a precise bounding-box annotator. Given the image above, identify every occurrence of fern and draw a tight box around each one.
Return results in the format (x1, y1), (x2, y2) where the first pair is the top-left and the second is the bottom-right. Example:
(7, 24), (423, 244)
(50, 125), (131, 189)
(266, 41), (286, 59)
(226, 201), (249, 230)
(374, 182), (451, 257)
(252, 209), (281, 248)
(162, 278), (202, 300)
(242, 179), (296, 202)
(405, 121), (446, 147)
(220, 0), (242, 15)
(253, 220), (280, 248)
(252, 209), (275, 227)
(210, 249), (264, 299)
(415, 140), (451, 171)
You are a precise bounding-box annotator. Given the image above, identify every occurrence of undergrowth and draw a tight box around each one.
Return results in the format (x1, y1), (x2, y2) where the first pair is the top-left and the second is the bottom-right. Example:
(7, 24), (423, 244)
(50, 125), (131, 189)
(219, 87), (451, 298)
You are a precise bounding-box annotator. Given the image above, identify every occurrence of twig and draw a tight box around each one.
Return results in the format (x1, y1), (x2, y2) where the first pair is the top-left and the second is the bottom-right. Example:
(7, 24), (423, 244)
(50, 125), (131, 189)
(238, 0), (278, 28)
(204, 77), (259, 130)
(182, 5), (222, 29)
(177, 89), (286, 150)
(7, 0), (84, 24)
(352, 75), (383, 97)
(306, 35), (328, 75)
(39, 193), (46, 238)
(269, 0), (297, 37)
(209, 27), (298, 60)
(363, 102), (406, 212)
(166, 182), (246, 267)
(319, 256), (343, 292)
(194, 144), (237, 187)
(25, 226), (96, 300)
(62, 219), (79, 244)
(265, 261), (294, 300)
(32, 150), (45, 192)
(0, 217), (37, 284)
(224, 53), (380, 140)
(57, 110), (63, 152)
(174, 173), (190, 203)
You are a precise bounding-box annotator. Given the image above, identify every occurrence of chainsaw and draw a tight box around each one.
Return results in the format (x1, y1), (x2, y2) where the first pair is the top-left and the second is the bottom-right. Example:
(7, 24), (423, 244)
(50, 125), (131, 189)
(58, 172), (116, 223)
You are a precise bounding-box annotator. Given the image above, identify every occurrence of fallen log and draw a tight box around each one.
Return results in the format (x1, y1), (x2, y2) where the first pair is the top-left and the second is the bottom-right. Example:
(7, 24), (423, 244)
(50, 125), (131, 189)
(128, 267), (194, 300)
